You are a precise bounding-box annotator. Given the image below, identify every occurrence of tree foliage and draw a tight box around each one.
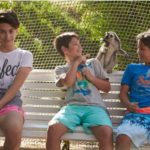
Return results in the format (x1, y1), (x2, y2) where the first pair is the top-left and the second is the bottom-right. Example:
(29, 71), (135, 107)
(0, 1), (150, 69)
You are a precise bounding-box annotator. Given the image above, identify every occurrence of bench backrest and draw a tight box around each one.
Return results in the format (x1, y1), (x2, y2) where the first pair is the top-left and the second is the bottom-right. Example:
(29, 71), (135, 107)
(21, 69), (125, 129)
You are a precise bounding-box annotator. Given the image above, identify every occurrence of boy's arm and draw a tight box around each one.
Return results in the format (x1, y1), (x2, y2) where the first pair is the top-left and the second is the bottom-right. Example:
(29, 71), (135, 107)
(91, 78), (110, 93)
(82, 68), (110, 92)
(0, 67), (32, 108)
(58, 55), (87, 87)
(60, 61), (79, 87)
(119, 84), (139, 112)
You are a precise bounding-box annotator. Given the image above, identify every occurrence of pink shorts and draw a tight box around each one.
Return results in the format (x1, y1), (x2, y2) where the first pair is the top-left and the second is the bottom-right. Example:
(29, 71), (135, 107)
(0, 105), (24, 117)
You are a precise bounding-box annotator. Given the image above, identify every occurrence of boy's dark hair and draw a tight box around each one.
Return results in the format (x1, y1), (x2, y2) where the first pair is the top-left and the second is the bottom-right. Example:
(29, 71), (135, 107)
(0, 10), (20, 29)
(136, 30), (150, 48)
(53, 32), (79, 57)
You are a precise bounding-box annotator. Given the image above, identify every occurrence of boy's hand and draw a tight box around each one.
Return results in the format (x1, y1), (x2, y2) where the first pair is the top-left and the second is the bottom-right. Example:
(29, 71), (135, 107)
(82, 67), (94, 82)
(75, 54), (90, 65)
(126, 102), (139, 112)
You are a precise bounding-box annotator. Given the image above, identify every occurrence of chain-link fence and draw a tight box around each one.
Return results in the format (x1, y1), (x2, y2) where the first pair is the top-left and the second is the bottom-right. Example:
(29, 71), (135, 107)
(1, 0), (150, 70)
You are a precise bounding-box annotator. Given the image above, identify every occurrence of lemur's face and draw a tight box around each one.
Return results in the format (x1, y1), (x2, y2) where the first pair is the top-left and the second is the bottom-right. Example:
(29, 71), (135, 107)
(102, 32), (119, 46)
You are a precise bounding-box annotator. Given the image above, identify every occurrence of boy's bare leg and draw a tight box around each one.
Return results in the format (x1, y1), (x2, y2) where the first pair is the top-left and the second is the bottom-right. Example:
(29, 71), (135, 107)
(0, 111), (23, 150)
(115, 134), (132, 150)
(46, 123), (68, 150)
(91, 126), (113, 150)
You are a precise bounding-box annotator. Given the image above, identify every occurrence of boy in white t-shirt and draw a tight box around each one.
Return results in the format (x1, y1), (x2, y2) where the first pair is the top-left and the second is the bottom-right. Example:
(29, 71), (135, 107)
(0, 10), (33, 150)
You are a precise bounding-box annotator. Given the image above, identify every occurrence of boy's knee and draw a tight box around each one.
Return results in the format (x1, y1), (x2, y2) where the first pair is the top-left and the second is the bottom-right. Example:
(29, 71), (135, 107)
(47, 124), (59, 138)
(48, 124), (57, 133)
(101, 126), (113, 136)
(115, 134), (132, 150)
(116, 134), (131, 143)
(6, 124), (22, 137)
(47, 123), (68, 141)
(92, 126), (113, 141)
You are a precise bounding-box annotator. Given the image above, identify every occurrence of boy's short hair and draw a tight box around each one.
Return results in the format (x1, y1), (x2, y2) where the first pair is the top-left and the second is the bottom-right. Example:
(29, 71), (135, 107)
(53, 32), (79, 57)
(0, 10), (20, 29)
(136, 30), (150, 48)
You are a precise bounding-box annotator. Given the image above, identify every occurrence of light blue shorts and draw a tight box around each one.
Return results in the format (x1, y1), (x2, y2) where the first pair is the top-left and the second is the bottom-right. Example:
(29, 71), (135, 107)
(49, 105), (112, 134)
(116, 113), (150, 148)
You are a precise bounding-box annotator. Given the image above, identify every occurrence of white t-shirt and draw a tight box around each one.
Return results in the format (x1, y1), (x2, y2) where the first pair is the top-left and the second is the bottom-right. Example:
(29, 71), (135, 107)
(0, 48), (33, 89)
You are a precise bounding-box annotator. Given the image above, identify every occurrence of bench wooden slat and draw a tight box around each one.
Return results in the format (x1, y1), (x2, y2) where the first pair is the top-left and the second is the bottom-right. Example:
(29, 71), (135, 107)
(22, 130), (46, 138)
(23, 106), (60, 113)
(25, 114), (53, 121)
(22, 90), (120, 100)
(23, 82), (58, 89)
(22, 83), (121, 93)
(61, 132), (96, 141)
(23, 98), (64, 105)
(23, 99), (124, 109)
(21, 90), (66, 98)
(23, 106), (126, 117)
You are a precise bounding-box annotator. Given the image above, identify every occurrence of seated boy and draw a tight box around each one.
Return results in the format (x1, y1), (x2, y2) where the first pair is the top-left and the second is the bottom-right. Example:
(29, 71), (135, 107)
(116, 31), (150, 150)
(46, 32), (113, 150)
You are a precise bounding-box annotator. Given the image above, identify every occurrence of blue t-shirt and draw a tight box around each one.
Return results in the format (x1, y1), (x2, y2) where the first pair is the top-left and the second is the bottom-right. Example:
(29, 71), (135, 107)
(122, 63), (150, 108)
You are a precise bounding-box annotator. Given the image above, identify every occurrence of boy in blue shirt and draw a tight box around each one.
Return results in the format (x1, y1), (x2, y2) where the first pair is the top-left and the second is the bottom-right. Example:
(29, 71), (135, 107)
(116, 30), (150, 150)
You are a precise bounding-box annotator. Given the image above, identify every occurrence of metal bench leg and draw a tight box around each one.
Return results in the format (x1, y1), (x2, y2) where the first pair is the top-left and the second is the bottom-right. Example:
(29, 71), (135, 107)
(62, 140), (70, 150)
